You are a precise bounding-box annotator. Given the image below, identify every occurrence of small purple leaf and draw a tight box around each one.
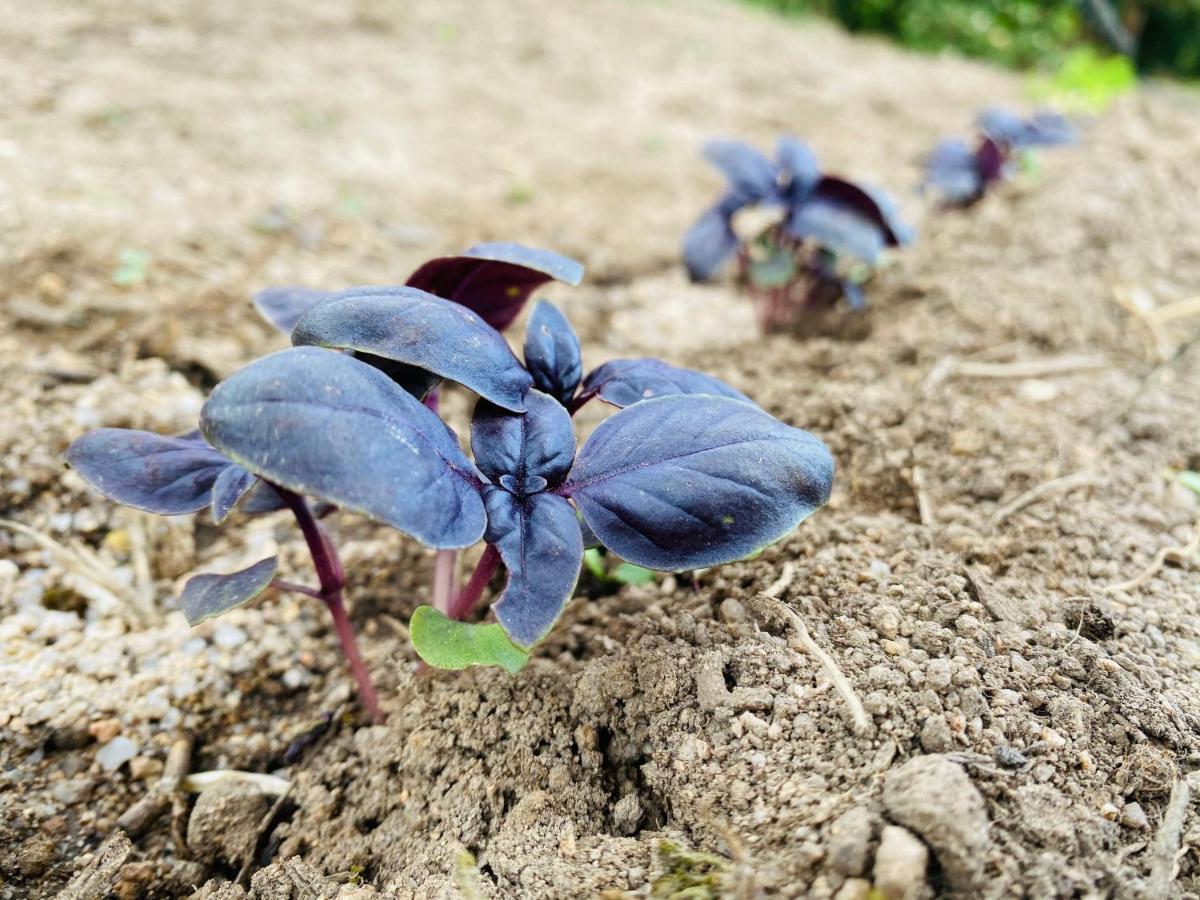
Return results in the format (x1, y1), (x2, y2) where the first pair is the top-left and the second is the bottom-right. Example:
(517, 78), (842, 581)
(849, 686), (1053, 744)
(788, 177), (909, 263)
(923, 138), (984, 204)
(201, 347), (486, 548)
(702, 140), (780, 204)
(406, 242), (584, 332)
(776, 136), (820, 196)
(253, 287), (331, 334)
(181, 557), (278, 625)
(523, 301), (583, 407)
(292, 286), (532, 412)
(471, 390), (575, 491)
(483, 488), (584, 648)
(978, 108), (1074, 149)
(210, 463), (258, 525)
(66, 429), (236, 517)
(683, 197), (742, 282)
(563, 395), (834, 571)
(580, 358), (751, 409)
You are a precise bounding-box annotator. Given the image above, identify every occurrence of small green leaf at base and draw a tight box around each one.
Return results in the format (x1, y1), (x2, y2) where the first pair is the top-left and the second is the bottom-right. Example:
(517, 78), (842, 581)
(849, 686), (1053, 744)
(181, 557), (278, 625)
(612, 562), (655, 585)
(410, 606), (530, 674)
(1177, 470), (1200, 496)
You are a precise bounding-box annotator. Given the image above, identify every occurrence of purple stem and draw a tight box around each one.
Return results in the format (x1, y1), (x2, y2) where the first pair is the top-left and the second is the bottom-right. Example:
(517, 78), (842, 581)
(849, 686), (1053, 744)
(431, 549), (458, 614)
(567, 390), (597, 417)
(446, 545), (502, 621)
(276, 488), (383, 723)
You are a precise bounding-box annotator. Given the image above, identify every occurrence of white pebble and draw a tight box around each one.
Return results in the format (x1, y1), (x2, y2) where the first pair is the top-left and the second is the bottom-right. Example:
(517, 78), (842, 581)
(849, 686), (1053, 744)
(96, 737), (138, 772)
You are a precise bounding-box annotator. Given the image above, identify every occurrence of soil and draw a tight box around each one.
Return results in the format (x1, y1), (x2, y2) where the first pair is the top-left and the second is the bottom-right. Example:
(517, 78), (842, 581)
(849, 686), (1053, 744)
(2, 0), (1199, 898)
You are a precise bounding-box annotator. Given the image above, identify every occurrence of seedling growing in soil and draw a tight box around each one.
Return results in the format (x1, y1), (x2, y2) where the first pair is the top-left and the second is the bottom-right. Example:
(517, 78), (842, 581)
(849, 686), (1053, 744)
(67, 274), (834, 721)
(923, 108), (1075, 208)
(683, 137), (913, 332)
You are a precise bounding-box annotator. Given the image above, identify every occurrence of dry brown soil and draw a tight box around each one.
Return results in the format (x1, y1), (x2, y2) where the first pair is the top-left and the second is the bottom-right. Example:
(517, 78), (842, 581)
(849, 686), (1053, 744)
(1, 0), (1199, 898)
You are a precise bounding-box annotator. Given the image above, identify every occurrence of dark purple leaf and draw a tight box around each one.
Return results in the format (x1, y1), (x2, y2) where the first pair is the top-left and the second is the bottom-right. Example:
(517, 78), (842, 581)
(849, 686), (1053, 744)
(976, 137), (1007, 184)
(292, 286), (532, 412)
(200, 347), (486, 548)
(406, 242), (584, 332)
(210, 463), (258, 524)
(253, 287), (331, 334)
(776, 136), (820, 197)
(523, 301), (583, 406)
(66, 429), (235, 517)
(702, 140), (780, 204)
(562, 395), (834, 571)
(239, 480), (290, 515)
(683, 195), (743, 282)
(788, 177), (909, 263)
(580, 358), (751, 409)
(923, 138), (984, 204)
(483, 487), (583, 648)
(471, 390), (574, 491)
(181, 557), (278, 625)
(978, 108), (1074, 149)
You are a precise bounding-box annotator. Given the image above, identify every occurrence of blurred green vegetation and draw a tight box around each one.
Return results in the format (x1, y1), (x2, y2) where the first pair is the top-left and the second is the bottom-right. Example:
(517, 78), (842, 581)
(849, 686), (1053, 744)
(743, 0), (1200, 79)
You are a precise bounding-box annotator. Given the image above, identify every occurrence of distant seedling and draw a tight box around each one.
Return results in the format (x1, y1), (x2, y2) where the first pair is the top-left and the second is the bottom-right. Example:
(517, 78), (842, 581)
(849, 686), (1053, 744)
(67, 248), (835, 721)
(923, 108), (1075, 208)
(683, 137), (913, 332)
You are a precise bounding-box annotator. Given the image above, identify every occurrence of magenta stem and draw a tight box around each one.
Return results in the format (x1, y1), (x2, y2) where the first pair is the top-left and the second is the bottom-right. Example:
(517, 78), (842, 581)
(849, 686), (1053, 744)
(431, 549), (458, 614)
(447, 545), (502, 621)
(276, 488), (383, 723)
(271, 579), (325, 601)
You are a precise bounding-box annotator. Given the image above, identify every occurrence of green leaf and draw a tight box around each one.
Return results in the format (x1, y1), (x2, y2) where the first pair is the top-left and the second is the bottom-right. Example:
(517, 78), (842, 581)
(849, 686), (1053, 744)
(1177, 470), (1200, 496)
(747, 247), (796, 289)
(410, 606), (530, 674)
(612, 562), (655, 585)
(583, 547), (607, 579)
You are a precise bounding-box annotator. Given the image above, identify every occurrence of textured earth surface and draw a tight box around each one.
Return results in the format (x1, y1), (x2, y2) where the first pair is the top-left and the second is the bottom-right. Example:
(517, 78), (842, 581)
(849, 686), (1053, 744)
(1, 0), (1199, 897)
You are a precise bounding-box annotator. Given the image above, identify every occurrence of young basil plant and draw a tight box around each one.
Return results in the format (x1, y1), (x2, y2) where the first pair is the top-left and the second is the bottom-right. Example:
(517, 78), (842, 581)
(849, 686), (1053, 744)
(924, 108), (1075, 207)
(683, 136), (913, 332)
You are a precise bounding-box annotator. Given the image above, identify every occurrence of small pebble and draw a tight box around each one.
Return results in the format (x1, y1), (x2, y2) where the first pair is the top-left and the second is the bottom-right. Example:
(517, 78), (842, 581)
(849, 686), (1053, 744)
(96, 737), (138, 772)
(1120, 802), (1148, 830)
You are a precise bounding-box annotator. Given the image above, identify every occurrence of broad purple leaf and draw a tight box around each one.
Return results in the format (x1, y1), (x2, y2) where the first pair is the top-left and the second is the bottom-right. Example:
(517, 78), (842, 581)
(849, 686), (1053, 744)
(923, 138), (984, 205)
(702, 140), (780, 204)
(563, 395), (834, 571)
(483, 487), (583, 648)
(66, 428), (236, 517)
(976, 137), (1007, 184)
(978, 108), (1074, 149)
(776, 136), (821, 197)
(683, 196), (742, 282)
(200, 347), (486, 548)
(580, 358), (751, 409)
(253, 287), (331, 334)
(211, 463), (258, 525)
(471, 390), (574, 491)
(788, 177), (909, 263)
(292, 286), (532, 412)
(181, 557), (278, 625)
(406, 243), (584, 332)
(523, 301), (583, 407)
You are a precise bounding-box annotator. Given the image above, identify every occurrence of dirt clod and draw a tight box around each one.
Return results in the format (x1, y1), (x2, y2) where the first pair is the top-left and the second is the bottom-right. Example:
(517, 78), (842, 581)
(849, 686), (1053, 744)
(187, 779), (271, 868)
(873, 825), (930, 900)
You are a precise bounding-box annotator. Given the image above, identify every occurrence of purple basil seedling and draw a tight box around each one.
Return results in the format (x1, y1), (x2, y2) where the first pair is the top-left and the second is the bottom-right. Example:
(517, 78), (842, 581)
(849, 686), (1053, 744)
(923, 108), (1075, 208)
(683, 137), (913, 332)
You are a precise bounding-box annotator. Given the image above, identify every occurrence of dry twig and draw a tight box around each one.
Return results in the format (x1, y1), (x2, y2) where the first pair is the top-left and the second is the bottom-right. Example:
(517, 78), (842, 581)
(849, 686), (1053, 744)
(55, 832), (132, 900)
(749, 563), (871, 736)
(1106, 517), (1200, 595)
(116, 734), (193, 839)
(1146, 777), (1191, 899)
(988, 472), (1101, 529)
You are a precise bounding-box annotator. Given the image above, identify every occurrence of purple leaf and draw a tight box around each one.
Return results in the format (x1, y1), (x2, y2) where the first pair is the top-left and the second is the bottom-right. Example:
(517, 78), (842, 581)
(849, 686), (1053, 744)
(523, 301), (583, 406)
(776, 136), (821, 197)
(253, 287), (331, 334)
(483, 488), (583, 648)
(978, 108), (1074, 149)
(788, 177), (910, 263)
(471, 390), (575, 492)
(580, 358), (751, 409)
(406, 242), (584, 332)
(200, 347), (486, 549)
(210, 463), (258, 525)
(702, 140), (780, 204)
(563, 395), (834, 571)
(683, 196), (743, 282)
(923, 138), (984, 205)
(66, 428), (237, 517)
(291, 285), (532, 412)
(181, 557), (278, 625)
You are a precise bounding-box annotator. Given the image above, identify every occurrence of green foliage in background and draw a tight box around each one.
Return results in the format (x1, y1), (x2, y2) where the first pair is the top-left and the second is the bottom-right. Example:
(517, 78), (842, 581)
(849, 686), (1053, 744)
(1029, 46), (1137, 111)
(743, 0), (1200, 79)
